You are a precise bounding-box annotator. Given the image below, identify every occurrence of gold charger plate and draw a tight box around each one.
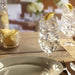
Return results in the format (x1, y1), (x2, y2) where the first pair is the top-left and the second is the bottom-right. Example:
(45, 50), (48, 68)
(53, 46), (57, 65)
(0, 56), (63, 75)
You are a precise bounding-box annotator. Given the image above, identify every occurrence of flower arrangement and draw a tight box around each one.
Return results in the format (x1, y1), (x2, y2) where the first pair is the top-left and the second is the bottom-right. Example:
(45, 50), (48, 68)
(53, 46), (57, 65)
(54, 0), (69, 8)
(26, 0), (44, 15)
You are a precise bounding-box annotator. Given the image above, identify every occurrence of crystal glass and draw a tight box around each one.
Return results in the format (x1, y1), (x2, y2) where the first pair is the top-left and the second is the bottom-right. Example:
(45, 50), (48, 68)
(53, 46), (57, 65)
(39, 15), (59, 55)
(0, 0), (9, 29)
(61, 5), (75, 46)
(2, 33), (19, 48)
(0, 30), (20, 48)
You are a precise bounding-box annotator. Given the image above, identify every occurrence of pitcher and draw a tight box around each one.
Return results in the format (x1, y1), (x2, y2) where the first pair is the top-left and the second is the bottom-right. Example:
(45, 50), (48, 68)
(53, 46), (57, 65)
(0, 0), (9, 29)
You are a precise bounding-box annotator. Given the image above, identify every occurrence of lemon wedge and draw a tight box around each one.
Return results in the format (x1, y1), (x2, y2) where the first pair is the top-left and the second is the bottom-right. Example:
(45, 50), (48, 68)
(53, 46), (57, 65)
(0, 29), (20, 42)
(11, 30), (20, 41)
(3, 36), (12, 44)
(0, 10), (6, 15)
(44, 12), (55, 20)
(0, 29), (15, 36)
(1, 13), (9, 24)
(66, 3), (73, 11)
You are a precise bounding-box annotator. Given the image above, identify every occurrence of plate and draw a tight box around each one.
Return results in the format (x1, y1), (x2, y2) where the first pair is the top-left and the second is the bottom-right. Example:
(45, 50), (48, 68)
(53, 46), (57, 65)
(0, 56), (63, 75)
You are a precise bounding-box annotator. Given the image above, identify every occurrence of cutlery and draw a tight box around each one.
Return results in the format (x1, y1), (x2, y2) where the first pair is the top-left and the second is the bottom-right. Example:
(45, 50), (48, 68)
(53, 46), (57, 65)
(70, 62), (75, 71)
(60, 61), (71, 75)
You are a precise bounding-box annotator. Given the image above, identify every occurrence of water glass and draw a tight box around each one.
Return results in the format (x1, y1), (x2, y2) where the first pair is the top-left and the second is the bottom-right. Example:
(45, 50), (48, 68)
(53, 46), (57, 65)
(61, 5), (75, 46)
(39, 16), (59, 54)
(0, 0), (9, 29)
(0, 29), (20, 48)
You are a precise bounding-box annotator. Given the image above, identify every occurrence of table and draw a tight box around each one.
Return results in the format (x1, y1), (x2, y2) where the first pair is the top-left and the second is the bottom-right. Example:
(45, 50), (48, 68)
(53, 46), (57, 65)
(0, 32), (74, 61)
(0, 32), (75, 75)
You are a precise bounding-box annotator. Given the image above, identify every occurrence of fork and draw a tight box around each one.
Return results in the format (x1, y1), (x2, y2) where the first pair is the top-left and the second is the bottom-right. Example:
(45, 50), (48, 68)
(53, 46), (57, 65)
(70, 62), (75, 71)
(60, 61), (71, 75)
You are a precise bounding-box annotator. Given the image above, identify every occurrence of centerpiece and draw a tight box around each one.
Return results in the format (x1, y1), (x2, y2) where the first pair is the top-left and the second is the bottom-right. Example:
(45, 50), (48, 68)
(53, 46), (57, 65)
(54, 0), (69, 8)
(26, 0), (44, 15)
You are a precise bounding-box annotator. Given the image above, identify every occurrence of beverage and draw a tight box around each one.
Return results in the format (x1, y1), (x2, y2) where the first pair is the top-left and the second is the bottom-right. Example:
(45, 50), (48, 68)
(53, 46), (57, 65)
(0, 0), (9, 29)
(61, 3), (75, 46)
(0, 29), (20, 48)
(39, 13), (59, 54)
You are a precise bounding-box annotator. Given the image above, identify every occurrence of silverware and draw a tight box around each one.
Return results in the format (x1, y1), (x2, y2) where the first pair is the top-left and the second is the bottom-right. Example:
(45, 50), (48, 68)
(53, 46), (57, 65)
(70, 62), (75, 71)
(60, 61), (71, 75)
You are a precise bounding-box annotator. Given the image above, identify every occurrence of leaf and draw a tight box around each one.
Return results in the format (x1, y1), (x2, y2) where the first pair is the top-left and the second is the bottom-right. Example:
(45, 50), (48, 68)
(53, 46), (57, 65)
(60, 3), (63, 7)
(37, 0), (42, 3)
(41, 10), (44, 13)
(54, 0), (61, 4)
(35, 10), (40, 15)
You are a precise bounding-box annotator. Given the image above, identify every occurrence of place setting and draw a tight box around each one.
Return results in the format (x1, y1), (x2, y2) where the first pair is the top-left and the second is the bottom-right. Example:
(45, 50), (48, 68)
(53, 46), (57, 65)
(0, 0), (75, 75)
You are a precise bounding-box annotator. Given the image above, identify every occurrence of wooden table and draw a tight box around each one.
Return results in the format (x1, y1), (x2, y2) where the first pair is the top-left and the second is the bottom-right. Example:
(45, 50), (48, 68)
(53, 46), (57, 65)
(0, 32), (75, 75)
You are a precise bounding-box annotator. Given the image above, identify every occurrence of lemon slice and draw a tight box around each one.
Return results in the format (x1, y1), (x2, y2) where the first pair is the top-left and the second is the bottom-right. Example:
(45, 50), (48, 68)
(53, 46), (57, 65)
(66, 3), (73, 11)
(44, 12), (55, 20)
(0, 29), (20, 42)
(0, 10), (6, 15)
(0, 29), (20, 47)
(3, 36), (12, 43)
(1, 13), (9, 24)
(11, 30), (20, 41)
(0, 29), (15, 36)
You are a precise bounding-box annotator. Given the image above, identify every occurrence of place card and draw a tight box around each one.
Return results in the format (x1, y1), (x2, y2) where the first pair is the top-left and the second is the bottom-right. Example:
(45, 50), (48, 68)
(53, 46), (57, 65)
(60, 39), (75, 59)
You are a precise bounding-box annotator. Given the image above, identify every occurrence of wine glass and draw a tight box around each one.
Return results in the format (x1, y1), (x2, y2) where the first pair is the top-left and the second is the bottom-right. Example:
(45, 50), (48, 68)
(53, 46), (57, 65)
(39, 15), (59, 55)
(60, 5), (75, 46)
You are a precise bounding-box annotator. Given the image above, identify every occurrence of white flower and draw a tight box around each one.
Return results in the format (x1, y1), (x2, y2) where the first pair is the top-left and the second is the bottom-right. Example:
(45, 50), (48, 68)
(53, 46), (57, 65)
(56, 0), (69, 7)
(27, 2), (44, 13)
(33, 2), (44, 12)
(27, 3), (37, 13)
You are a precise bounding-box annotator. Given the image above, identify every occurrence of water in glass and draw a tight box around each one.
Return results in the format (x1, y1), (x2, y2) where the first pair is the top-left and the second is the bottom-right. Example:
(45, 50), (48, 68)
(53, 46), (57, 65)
(0, 0), (9, 29)
(39, 16), (59, 54)
(61, 5), (75, 46)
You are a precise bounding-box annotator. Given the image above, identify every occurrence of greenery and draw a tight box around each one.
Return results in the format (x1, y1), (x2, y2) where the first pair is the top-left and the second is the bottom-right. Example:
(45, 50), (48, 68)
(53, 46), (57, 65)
(36, 10), (44, 15)
(60, 3), (63, 7)
(54, 0), (61, 4)
(36, 0), (42, 2)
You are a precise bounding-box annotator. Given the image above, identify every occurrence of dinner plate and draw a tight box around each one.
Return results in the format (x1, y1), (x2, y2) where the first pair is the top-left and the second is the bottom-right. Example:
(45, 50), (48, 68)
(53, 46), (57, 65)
(0, 56), (63, 75)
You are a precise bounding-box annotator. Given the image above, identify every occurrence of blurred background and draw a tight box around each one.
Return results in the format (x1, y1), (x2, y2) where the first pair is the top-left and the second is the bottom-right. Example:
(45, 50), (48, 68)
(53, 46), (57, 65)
(7, 0), (74, 32)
